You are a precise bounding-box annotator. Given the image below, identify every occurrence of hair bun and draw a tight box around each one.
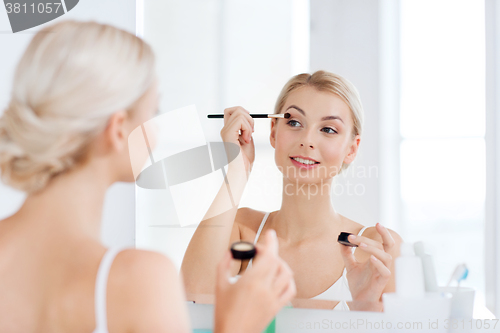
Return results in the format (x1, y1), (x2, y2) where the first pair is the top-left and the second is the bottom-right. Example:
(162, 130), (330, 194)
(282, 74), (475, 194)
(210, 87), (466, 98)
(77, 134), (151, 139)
(0, 20), (155, 193)
(0, 102), (73, 192)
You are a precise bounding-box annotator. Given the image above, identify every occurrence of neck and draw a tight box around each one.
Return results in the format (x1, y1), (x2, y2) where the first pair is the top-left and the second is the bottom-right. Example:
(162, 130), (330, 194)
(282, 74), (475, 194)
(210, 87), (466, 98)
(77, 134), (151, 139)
(274, 177), (343, 243)
(15, 159), (114, 242)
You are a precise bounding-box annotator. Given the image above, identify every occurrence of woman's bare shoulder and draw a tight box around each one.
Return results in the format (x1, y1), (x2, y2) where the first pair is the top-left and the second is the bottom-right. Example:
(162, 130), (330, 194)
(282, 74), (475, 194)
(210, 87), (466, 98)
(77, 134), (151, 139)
(109, 249), (178, 303)
(113, 249), (175, 274)
(339, 215), (365, 234)
(360, 225), (403, 245)
(107, 249), (190, 332)
(340, 216), (402, 243)
(235, 207), (269, 240)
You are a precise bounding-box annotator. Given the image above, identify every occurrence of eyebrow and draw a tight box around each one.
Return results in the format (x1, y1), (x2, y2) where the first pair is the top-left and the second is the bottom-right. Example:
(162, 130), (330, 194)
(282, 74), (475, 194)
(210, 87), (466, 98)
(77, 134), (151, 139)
(285, 105), (344, 124)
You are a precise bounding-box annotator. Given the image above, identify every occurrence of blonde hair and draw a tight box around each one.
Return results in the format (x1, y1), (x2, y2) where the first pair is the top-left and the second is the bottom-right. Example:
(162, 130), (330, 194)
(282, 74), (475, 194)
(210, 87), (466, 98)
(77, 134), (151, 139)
(274, 70), (364, 171)
(0, 20), (156, 193)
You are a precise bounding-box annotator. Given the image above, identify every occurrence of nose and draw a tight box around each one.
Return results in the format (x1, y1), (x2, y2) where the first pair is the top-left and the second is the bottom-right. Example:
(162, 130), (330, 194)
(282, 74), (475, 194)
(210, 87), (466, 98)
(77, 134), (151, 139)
(300, 130), (315, 149)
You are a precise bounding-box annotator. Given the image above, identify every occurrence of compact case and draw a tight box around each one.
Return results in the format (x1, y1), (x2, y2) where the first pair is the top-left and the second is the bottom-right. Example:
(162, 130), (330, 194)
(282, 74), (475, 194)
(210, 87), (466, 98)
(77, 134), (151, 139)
(230, 241), (256, 260)
(337, 232), (358, 247)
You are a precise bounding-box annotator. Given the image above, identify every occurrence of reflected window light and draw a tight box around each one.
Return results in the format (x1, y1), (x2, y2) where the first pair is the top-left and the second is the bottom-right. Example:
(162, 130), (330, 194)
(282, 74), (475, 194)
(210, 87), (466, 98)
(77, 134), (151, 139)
(291, 0), (310, 75)
(400, 0), (486, 296)
(136, 0), (144, 38)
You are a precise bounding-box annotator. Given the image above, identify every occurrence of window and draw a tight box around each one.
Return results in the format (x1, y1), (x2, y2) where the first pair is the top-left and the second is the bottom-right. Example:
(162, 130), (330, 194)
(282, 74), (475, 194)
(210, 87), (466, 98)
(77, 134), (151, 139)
(400, 0), (486, 296)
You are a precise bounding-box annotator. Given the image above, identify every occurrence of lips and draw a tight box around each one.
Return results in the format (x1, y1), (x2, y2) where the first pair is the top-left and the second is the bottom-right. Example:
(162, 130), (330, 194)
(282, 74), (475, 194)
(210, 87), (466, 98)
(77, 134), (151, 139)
(290, 155), (319, 163)
(289, 156), (320, 168)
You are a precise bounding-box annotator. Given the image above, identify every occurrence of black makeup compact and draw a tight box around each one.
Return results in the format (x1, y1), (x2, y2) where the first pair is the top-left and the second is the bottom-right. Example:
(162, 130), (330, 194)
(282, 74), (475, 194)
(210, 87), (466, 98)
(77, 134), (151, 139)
(230, 241), (256, 260)
(338, 232), (358, 247)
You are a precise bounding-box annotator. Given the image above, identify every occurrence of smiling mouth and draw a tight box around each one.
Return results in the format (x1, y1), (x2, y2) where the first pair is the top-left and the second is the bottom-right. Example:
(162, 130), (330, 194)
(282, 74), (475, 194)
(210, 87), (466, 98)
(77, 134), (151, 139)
(290, 157), (320, 165)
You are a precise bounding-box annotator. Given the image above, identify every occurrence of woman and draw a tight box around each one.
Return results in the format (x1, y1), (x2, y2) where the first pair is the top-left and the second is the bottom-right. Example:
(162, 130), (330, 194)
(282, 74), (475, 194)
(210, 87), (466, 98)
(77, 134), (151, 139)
(0, 20), (295, 333)
(182, 71), (403, 311)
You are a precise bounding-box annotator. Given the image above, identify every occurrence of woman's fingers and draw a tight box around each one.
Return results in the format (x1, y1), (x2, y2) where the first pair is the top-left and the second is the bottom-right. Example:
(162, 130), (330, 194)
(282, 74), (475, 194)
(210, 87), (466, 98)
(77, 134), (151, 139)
(242, 229), (295, 312)
(347, 224), (396, 253)
(370, 255), (391, 279)
(375, 223), (396, 252)
(272, 261), (294, 298)
(263, 229), (279, 255)
(233, 113), (254, 143)
(339, 243), (357, 271)
(241, 117), (254, 143)
(357, 242), (392, 268)
(277, 276), (297, 308)
(224, 112), (252, 136)
(222, 111), (254, 144)
(347, 234), (383, 250)
(223, 106), (247, 123)
(254, 229), (279, 258)
(223, 107), (254, 130)
(252, 230), (280, 283)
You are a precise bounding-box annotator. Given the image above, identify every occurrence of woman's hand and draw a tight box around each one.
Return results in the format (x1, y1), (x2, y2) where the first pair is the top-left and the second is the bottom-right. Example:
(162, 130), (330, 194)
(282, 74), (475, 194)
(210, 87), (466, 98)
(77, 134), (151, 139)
(220, 106), (255, 172)
(214, 230), (296, 333)
(340, 223), (397, 311)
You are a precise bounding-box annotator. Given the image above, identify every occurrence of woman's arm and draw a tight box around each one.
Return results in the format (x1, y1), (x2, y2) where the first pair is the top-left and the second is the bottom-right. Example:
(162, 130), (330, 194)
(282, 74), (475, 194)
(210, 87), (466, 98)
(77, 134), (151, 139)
(181, 107), (255, 295)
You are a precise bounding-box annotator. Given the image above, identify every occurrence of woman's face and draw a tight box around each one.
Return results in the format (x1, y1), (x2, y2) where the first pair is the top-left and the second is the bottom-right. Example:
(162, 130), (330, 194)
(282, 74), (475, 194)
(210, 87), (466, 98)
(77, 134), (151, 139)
(270, 86), (360, 184)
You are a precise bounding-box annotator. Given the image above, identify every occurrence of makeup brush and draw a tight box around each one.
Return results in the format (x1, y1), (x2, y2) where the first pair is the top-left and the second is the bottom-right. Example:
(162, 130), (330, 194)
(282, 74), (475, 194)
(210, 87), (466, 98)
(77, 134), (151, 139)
(207, 112), (291, 119)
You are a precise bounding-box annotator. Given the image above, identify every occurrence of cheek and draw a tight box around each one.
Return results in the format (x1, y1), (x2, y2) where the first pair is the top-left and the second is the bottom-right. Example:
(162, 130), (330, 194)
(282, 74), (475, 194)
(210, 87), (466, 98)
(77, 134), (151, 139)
(274, 129), (295, 154)
(321, 141), (337, 155)
(318, 140), (346, 164)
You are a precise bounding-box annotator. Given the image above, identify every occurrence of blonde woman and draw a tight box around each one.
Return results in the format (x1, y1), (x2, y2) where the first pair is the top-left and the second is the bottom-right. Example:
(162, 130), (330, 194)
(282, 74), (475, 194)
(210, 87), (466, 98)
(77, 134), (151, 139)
(182, 71), (403, 311)
(0, 20), (295, 333)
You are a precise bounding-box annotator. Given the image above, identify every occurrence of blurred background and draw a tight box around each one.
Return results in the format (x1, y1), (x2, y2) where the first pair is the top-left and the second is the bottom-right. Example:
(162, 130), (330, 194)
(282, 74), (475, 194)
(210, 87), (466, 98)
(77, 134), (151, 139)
(1, 0), (499, 316)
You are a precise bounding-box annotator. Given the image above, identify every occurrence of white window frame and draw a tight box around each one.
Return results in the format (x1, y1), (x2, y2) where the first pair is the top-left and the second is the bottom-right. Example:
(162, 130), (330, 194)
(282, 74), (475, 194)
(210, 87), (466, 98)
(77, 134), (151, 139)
(485, 0), (500, 317)
(381, 0), (498, 316)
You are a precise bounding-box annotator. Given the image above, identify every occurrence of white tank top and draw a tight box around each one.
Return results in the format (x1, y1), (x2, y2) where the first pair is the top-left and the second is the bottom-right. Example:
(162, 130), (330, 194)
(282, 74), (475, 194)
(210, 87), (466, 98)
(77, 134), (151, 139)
(246, 212), (368, 311)
(92, 247), (125, 333)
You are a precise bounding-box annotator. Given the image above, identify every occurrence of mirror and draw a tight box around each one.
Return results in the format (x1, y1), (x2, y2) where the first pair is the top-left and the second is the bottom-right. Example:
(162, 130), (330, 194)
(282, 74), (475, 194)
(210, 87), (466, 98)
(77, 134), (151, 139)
(135, 0), (487, 311)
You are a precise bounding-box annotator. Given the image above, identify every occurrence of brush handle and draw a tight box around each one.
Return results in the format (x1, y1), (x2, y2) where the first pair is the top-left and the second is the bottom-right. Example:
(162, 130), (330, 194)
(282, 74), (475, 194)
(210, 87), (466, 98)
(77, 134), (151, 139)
(207, 114), (271, 119)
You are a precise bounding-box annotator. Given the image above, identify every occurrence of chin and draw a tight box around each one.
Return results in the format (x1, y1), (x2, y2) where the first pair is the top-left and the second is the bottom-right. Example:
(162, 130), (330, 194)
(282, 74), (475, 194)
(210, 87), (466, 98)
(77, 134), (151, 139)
(286, 175), (332, 185)
(278, 166), (333, 186)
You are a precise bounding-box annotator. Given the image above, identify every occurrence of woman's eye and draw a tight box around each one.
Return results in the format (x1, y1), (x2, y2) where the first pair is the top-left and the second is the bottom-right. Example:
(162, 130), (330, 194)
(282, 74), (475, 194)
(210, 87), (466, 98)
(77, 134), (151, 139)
(321, 127), (337, 134)
(286, 119), (301, 127)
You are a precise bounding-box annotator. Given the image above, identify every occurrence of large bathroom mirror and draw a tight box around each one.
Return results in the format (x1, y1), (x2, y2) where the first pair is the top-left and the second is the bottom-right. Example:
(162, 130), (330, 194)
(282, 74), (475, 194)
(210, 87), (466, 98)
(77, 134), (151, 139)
(135, 0), (488, 312)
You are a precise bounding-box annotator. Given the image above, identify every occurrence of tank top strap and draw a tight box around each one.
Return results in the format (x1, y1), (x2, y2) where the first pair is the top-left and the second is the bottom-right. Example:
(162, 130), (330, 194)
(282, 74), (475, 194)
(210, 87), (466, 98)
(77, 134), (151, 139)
(357, 225), (369, 237)
(253, 212), (270, 245)
(246, 212), (270, 270)
(93, 247), (126, 333)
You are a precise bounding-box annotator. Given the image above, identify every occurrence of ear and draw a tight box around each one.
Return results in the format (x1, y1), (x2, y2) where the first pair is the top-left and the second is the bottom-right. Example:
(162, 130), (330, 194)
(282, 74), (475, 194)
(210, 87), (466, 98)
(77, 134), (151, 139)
(343, 134), (361, 165)
(270, 118), (277, 149)
(104, 110), (128, 153)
